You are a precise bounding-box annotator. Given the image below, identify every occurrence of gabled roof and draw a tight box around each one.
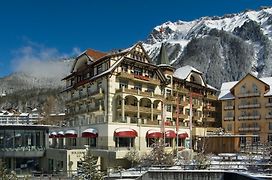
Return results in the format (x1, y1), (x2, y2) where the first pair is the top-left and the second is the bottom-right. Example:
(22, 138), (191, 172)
(219, 73), (272, 100)
(85, 49), (107, 61)
(86, 42), (167, 84)
(173, 65), (202, 80)
(230, 73), (269, 92)
(70, 49), (107, 73)
(218, 81), (238, 100)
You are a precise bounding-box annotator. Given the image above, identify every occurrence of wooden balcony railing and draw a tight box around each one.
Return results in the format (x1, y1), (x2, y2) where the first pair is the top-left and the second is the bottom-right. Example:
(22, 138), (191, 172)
(238, 127), (260, 132)
(117, 72), (160, 85)
(238, 103), (260, 109)
(205, 94), (217, 101)
(224, 117), (234, 121)
(238, 115), (261, 120)
(238, 92), (260, 98)
(116, 88), (163, 99)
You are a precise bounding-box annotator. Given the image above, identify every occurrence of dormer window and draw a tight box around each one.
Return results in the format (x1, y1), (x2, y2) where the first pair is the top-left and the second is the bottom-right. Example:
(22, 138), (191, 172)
(97, 64), (103, 74)
(190, 75), (195, 82)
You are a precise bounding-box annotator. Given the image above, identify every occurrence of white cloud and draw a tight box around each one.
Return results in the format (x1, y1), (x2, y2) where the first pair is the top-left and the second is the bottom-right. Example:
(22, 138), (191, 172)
(11, 41), (79, 79)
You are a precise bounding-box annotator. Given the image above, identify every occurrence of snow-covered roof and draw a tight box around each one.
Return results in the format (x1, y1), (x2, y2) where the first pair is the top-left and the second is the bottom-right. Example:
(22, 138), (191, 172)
(207, 84), (218, 91)
(218, 81), (238, 100)
(173, 65), (202, 80)
(260, 77), (272, 96)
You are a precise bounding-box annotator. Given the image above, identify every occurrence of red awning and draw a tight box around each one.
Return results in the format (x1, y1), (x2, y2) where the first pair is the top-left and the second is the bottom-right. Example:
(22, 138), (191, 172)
(82, 128), (98, 138)
(57, 131), (65, 138)
(165, 130), (176, 138)
(114, 128), (138, 138)
(65, 130), (77, 138)
(178, 132), (189, 139)
(49, 132), (57, 138)
(146, 129), (163, 138)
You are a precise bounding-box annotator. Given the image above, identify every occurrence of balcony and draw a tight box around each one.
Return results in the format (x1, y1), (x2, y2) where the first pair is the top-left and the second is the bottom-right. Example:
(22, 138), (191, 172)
(116, 88), (163, 99)
(203, 105), (216, 111)
(166, 95), (176, 104)
(238, 91), (260, 98)
(205, 94), (217, 101)
(238, 103), (260, 109)
(180, 101), (189, 106)
(117, 72), (160, 85)
(88, 88), (104, 99)
(238, 127), (260, 132)
(173, 113), (189, 120)
(224, 117), (234, 121)
(266, 115), (272, 119)
(204, 117), (215, 122)
(174, 87), (189, 94)
(224, 106), (234, 110)
(238, 115), (260, 120)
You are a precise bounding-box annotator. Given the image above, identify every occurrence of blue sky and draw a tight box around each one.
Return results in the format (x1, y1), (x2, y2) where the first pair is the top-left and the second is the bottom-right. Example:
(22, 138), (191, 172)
(0, 0), (271, 77)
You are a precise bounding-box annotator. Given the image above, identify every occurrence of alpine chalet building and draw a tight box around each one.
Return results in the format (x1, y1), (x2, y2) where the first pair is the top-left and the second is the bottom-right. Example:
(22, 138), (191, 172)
(46, 42), (219, 173)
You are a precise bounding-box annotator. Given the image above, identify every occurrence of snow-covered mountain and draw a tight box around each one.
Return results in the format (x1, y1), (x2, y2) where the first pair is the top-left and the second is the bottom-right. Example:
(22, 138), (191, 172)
(144, 6), (272, 88)
(0, 58), (74, 95)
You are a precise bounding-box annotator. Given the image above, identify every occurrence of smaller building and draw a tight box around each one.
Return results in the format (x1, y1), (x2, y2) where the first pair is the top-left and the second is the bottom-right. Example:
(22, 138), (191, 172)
(0, 124), (49, 173)
(219, 73), (272, 151)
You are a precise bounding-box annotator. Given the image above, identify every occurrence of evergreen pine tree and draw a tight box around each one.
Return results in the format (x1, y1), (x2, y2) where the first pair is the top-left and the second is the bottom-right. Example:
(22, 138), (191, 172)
(76, 149), (104, 180)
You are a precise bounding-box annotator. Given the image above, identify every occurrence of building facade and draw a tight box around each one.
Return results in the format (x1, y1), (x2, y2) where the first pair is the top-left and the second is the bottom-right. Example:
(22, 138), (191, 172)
(219, 73), (272, 150)
(46, 43), (219, 173)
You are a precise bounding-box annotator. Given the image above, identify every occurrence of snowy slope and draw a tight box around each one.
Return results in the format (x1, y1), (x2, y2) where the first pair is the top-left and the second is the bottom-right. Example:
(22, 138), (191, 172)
(143, 6), (272, 88)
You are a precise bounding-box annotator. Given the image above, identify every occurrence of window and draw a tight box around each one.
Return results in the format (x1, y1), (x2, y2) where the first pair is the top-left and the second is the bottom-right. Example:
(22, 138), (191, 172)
(146, 86), (155, 93)
(240, 136), (246, 145)
(268, 134), (272, 144)
(115, 137), (135, 148)
(269, 98), (272, 103)
(190, 75), (195, 82)
(252, 135), (260, 144)
(185, 109), (190, 115)
(269, 122), (272, 130)
(97, 64), (103, 74)
(227, 100), (232, 106)
(134, 83), (142, 91)
(252, 98), (258, 104)
(97, 81), (102, 90)
(134, 67), (142, 75)
(166, 105), (171, 112)
(227, 111), (233, 117)
(252, 84), (258, 93)
(227, 124), (232, 131)
(252, 110), (259, 116)
(119, 81), (128, 89)
(240, 84), (246, 94)
(166, 89), (171, 96)
(87, 138), (96, 147)
(121, 64), (128, 72)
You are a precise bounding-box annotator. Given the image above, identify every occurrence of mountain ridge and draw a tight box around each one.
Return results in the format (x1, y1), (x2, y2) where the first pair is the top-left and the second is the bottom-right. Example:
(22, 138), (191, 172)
(143, 6), (272, 88)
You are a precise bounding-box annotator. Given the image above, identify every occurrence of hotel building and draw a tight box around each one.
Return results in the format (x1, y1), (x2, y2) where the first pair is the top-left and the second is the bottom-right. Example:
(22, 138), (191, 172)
(219, 73), (272, 150)
(46, 42), (219, 174)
